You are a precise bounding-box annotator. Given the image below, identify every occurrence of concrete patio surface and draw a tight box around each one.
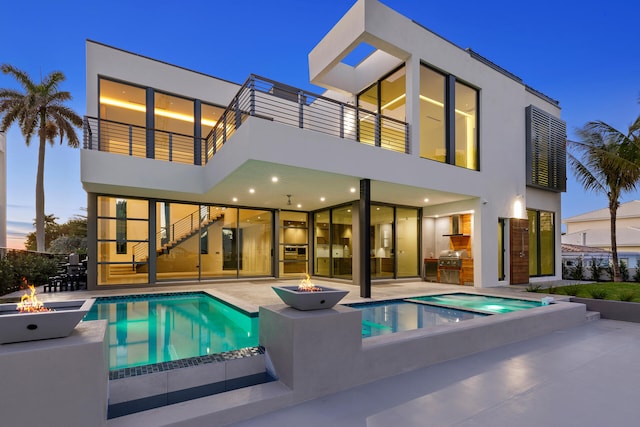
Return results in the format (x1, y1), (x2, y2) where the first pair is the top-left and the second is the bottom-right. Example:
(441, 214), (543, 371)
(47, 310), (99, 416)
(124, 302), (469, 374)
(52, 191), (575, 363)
(6, 278), (631, 426)
(230, 318), (640, 427)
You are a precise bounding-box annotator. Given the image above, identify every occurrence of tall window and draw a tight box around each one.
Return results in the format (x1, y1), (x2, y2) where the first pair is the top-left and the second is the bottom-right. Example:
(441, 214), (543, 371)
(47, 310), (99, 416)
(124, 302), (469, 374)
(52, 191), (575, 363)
(357, 65), (406, 153)
(97, 196), (148, 285)
(420, 64), (479, 170)
(419, 66), (446, 162)
(98, 78), (146, 157)
(154, 92), (194, 163)
(279, 211), (309, 277)
(528, 209), (555, 277)
(454, 81), (478, 169)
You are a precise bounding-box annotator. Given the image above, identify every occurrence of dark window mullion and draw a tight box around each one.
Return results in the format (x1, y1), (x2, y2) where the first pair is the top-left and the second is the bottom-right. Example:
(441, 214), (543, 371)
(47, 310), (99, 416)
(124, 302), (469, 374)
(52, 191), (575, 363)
(194, 100), (202, 166)
(445, 75), (456, 165)
(146, 88), (154, 159)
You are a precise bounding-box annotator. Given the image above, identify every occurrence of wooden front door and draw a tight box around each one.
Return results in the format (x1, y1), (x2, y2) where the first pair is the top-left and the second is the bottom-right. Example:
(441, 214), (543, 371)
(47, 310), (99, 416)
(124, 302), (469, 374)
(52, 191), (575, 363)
(509, 218), (529, 285)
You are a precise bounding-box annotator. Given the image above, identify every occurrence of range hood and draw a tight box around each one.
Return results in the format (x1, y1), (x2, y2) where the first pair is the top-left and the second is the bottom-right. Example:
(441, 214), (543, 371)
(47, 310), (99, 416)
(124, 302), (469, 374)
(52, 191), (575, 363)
(443, 214), (469, 237)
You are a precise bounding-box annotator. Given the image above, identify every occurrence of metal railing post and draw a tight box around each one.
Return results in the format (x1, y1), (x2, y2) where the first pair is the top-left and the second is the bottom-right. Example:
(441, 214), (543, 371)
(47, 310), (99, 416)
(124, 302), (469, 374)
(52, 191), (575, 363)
(250, 77), (256, 116)
(298, 90), (304, 128)
(235, 97), (241, 130)
(212, 128), (217, 156)
(128, 125), (133, 155)
(169, 133), (173, 161)
(223, 115), (227, 144)
(340, 104), (344, 139)
(405, 123), (410, 154)
(375, 113), (381, 147)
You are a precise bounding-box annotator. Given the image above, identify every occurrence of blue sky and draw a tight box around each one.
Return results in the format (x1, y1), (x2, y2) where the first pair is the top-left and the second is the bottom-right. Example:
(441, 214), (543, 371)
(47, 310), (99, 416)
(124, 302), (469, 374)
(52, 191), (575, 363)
(1, 0), (638, 248)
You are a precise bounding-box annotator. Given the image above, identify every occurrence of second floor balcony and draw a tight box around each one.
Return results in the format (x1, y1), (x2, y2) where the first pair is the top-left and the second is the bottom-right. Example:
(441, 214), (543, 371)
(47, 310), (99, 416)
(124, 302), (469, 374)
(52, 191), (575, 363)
(83, 75), (410, 166)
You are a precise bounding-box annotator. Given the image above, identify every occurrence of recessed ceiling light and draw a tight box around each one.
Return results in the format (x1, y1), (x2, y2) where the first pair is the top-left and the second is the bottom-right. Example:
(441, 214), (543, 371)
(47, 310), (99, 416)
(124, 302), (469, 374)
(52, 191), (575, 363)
(424, 198), (429, 203)
(350, 187), (356, 193)
(320, 197), (325, 202)
(232, 197), (238, 202)
(271, 176), (278, 182)
(249, 188), (255, 194)
(297, 204), (302, 208)
(347, 209), (351, 213)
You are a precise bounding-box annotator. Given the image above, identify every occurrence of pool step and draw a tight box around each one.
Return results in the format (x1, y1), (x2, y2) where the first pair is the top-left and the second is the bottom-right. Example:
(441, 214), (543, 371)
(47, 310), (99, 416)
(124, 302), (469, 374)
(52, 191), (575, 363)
(585, 311), (601, 322)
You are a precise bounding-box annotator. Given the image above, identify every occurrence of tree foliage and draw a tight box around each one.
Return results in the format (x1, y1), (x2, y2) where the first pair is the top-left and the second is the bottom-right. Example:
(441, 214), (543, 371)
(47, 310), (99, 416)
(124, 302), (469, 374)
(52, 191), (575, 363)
(568, 108), (640, 281)
(24, 214), (87, 254)
(0, 64), (82, 252)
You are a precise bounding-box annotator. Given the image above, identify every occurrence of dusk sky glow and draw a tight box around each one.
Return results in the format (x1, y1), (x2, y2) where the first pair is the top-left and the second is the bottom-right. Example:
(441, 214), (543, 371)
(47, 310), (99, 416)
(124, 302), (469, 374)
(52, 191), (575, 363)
(1, 0), (638, 249)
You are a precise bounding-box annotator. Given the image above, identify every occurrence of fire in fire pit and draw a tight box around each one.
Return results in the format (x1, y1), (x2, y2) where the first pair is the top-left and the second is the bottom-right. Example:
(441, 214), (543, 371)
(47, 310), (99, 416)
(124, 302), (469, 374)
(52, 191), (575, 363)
(17, 283), (52, 313)
(298, 274), (322, 292)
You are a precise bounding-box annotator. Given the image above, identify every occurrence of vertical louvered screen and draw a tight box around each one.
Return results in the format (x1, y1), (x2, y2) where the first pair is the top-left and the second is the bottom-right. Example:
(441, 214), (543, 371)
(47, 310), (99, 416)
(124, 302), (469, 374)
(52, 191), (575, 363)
(526, 105), (566, 192)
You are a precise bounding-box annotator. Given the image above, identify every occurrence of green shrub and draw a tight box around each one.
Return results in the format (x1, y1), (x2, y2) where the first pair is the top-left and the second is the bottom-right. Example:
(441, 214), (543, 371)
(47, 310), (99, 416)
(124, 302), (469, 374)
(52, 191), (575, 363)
(546, 285), (557, 294)
(571, 259), (585, 281)
(589, 288), (608, 299)
(561, 284), (581, 296)
(633, 268), (640, 283)
(619, 260), (629, 281)
(618, 291), (636, 302)
(606, 265), (614, 281)
(0, 250), (60, 296)
(590, 258), (603, 281)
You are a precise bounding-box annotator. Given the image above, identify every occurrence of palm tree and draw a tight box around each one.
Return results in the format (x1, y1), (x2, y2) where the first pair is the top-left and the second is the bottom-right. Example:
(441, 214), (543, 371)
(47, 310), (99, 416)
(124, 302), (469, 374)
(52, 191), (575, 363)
(0, 65), (82, 252)
(568, 116), (640, 281)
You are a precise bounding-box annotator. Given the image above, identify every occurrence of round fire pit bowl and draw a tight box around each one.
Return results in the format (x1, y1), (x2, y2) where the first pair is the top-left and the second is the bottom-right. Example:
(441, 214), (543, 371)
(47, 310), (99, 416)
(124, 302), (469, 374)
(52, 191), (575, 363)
(272, 285), (348, 311)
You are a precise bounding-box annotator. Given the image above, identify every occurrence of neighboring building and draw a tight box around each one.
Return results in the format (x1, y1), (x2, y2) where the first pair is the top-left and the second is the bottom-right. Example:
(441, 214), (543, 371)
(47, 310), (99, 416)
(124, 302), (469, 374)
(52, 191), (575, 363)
(563, 200), (640, 269)
(81, 0), (566, 293)
(0, 131), (6, 249)
(561, 243), (611, 280)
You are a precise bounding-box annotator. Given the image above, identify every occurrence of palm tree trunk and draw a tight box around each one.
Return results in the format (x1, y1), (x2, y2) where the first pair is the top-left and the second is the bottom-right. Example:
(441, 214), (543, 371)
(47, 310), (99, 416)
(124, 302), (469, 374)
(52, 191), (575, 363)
(35, 111), (46, 252)
(610, 203), (621, 282)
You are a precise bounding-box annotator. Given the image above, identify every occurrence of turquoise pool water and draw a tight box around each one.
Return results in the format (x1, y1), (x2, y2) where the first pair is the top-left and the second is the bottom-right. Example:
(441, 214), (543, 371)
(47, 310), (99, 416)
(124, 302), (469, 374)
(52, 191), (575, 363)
(84, 292), (258, 370)
(348, 300), (487, 338)
(408, 293), (543, 314)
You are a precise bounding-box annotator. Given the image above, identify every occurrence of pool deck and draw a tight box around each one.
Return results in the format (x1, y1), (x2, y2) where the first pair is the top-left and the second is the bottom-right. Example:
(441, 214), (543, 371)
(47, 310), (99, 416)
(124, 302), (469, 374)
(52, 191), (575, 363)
(8, 279), (637, 426)
(230, 317), (640, 427)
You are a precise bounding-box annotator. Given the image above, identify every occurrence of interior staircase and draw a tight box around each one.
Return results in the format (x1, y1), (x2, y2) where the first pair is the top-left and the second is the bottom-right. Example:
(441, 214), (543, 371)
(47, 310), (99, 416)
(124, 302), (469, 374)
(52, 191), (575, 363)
(132, 207), (223, 267)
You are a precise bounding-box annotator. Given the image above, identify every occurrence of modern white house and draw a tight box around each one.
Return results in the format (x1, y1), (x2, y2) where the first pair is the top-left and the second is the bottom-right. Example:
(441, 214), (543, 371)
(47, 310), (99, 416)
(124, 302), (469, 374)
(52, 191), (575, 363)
(81, 0), (566, 294)
(563, 200), (640, 269)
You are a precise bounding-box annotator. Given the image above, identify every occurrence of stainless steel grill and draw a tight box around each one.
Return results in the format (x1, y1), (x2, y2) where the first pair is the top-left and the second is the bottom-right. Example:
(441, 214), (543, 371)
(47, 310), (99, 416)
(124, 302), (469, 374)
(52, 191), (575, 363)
(438, 250), (469, 284)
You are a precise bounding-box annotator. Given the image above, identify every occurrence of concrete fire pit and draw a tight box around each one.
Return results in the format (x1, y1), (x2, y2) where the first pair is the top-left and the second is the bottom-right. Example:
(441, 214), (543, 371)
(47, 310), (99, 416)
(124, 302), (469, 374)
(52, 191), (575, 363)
(272, 286), (348, 311)
(0, 299), (95, 344)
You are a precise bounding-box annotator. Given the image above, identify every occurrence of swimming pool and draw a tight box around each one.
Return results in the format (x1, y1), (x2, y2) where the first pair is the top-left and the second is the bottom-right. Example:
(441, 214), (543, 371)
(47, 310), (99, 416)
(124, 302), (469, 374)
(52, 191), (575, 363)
(408, 293), (543, 314)
(83, 292), (258, 370)
(347, 300), (487, 338)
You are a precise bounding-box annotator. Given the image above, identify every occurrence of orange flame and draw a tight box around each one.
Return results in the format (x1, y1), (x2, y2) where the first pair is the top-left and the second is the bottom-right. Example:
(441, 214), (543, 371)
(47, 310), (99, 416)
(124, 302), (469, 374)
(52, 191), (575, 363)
(17, 283), (52, 313)
(298, 274), (322, 292)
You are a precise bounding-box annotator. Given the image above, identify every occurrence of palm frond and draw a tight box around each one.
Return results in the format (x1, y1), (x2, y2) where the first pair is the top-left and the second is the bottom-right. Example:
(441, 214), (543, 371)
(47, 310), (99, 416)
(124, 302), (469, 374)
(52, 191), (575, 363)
(0, 64), (36, 92)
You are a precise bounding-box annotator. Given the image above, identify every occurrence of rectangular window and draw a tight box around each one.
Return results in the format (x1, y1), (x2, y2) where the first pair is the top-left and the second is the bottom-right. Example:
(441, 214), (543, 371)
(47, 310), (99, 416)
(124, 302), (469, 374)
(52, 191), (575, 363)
(98, 78), (146, 157)
(154, 92), (195, 164)
(96, 196), (149, 285)
(357, 65), (406, 153)
(419, 66), (446, 162)
(420, 64), (479, 170)
(528, 209), (555, 277)
(454, 81), (478, 170)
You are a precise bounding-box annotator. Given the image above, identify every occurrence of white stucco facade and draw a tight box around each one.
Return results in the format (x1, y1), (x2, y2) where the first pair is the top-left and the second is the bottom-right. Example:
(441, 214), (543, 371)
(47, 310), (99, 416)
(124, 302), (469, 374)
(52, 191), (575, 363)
(81, 0), (565, 291)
